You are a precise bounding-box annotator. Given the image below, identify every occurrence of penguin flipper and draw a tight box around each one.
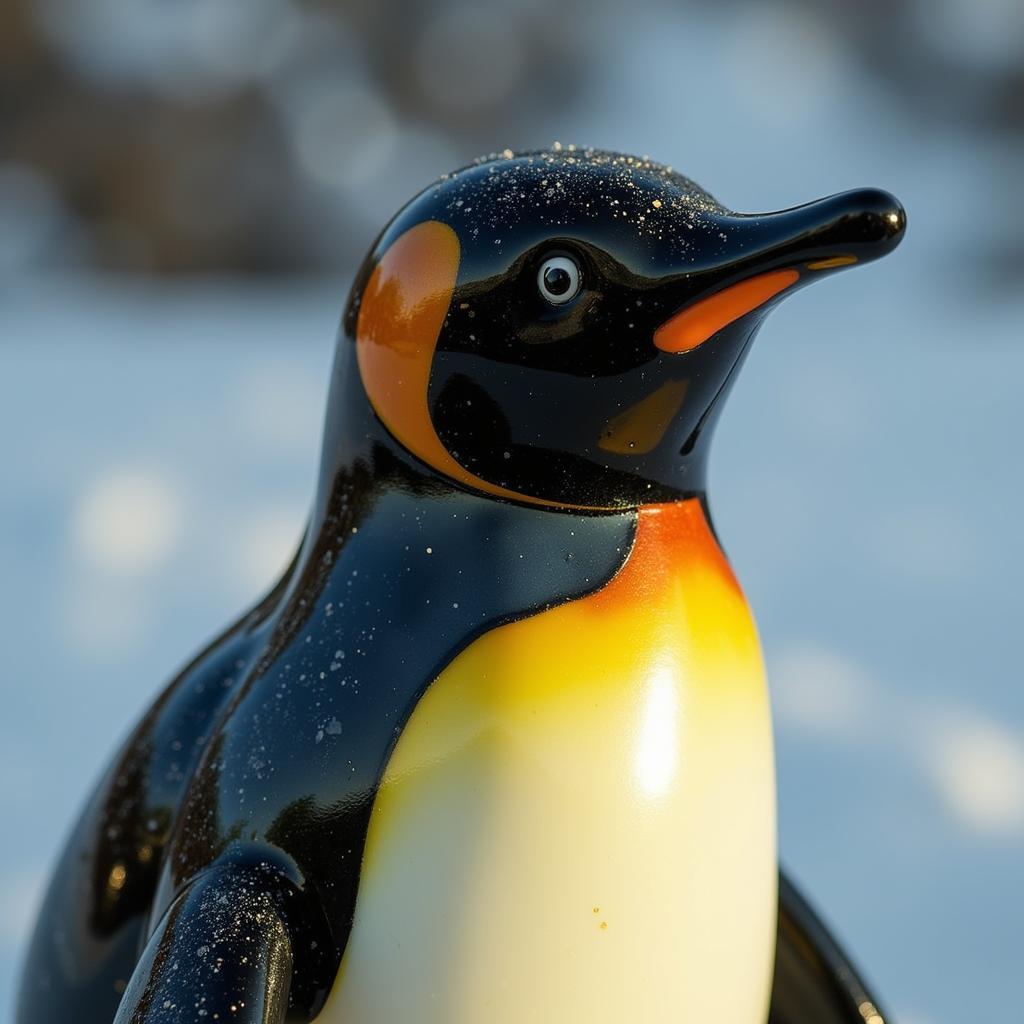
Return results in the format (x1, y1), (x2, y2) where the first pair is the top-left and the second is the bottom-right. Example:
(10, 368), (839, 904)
(770, 870), (887, 1024)
(113, 866), (294, 1024)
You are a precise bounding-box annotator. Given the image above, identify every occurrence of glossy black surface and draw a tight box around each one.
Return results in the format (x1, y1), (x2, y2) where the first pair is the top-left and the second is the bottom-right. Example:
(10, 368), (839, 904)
(19, 445), (636, 1022)
(345, 150), (903, 507)
(114, 863), (295, 1024)
(17, 148), (904, 1023)
(772, 874), (889, 1024)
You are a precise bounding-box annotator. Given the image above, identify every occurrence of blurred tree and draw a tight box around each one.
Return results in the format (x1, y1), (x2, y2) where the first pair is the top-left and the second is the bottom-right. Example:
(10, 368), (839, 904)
(1, 0), (1021, 278)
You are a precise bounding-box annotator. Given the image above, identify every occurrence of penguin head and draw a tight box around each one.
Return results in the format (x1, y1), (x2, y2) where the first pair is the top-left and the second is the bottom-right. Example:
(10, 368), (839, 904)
(347, 148), (905, 510)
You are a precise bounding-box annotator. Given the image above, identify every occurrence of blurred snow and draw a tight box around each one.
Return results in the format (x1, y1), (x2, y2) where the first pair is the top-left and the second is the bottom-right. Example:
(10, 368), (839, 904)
(919, 709), (1024, 836)
(772, 644), (874, 739)
(71, 469), (184, 575)
(0, 872), (44, 956)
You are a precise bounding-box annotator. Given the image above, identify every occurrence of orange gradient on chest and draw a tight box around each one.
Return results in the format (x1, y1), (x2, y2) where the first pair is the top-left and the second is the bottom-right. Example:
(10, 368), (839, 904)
(323, 499), (776, 1024)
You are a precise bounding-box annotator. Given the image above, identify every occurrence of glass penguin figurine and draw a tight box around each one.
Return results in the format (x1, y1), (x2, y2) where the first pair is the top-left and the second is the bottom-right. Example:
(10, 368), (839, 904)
(18, 148), (905, 1024)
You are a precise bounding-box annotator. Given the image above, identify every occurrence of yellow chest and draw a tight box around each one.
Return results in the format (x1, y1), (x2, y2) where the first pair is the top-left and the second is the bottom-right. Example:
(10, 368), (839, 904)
(320, 500), (776, 1024)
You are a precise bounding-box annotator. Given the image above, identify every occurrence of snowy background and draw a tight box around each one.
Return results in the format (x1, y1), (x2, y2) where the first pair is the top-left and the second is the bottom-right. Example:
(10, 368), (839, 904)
(3, 2), (1024, 1022)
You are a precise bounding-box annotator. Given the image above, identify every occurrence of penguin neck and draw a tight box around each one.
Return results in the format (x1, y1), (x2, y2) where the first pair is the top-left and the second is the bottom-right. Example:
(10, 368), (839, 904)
(268, 345), (723, 681)
(304, 340), (715, 542)
(302, 342), (472, 549)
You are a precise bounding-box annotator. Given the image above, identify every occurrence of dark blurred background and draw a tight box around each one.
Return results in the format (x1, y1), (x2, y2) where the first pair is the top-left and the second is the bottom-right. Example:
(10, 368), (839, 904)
(3, 2), (1024, 1023)
(4, 0), (1024, 280)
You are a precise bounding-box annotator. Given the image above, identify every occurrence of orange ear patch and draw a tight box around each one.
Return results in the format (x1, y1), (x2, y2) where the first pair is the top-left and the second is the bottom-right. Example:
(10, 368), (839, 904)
(356, 220), (572, 509)
(356, 220), (462, 475)
(653, 269), (799, 354)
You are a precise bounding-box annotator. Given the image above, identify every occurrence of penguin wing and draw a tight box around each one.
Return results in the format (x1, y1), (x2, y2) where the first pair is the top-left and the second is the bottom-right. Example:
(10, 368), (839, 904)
(112, 863), (298, 1024)
(107, 866), (879, 1024)
(16, 554), (299, 1024)
(770, 870), (887, 1024)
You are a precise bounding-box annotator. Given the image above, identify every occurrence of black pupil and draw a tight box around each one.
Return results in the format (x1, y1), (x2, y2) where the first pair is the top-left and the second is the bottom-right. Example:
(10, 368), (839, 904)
(543, 264), (573, 296)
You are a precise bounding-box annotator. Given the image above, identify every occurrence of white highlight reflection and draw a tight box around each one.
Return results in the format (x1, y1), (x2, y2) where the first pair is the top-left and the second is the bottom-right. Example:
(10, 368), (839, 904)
(635, 664), (678, 799)
(72, 467), (182, 575)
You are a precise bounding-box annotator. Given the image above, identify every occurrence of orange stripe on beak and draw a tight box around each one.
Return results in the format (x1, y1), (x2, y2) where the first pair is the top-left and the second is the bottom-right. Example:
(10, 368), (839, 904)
(653, 268), (799, 354)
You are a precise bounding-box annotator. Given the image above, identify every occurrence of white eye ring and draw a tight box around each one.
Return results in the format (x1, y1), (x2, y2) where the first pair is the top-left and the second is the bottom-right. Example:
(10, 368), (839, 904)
(537, 255), (582, 305)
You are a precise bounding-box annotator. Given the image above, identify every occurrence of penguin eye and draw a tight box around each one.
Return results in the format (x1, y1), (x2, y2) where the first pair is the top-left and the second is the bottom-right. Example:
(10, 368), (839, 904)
(537, 255), (582, 305)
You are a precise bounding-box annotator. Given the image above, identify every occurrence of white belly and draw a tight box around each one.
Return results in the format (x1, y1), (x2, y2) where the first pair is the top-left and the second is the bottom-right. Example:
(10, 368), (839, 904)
(318, 501), (776, 1023)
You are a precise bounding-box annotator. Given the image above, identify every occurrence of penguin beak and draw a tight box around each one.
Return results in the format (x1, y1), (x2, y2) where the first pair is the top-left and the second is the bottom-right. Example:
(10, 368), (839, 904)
(653, 188), (906, 354)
